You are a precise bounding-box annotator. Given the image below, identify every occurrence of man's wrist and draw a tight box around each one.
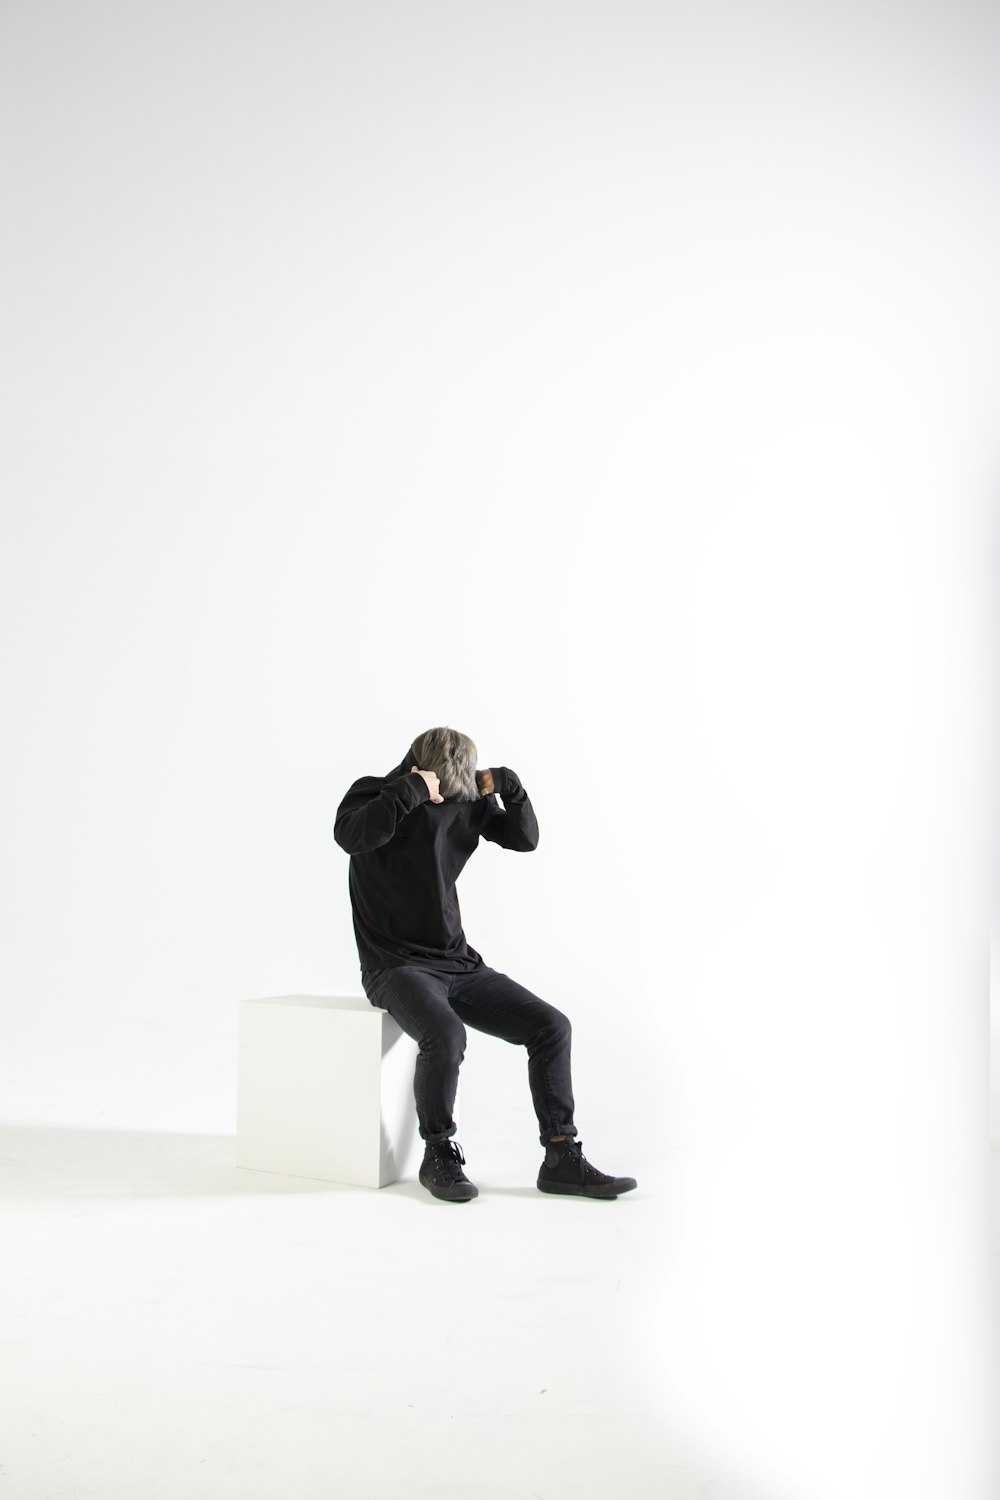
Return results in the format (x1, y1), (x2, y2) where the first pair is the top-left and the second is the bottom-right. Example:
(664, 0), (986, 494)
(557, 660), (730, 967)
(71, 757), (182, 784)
(404, 771), (431, 801)
(488, 766), (511, 798)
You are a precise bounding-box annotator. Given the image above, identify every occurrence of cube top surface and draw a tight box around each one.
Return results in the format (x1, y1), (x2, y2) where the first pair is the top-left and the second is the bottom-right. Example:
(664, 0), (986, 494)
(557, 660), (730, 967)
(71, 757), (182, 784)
(243, 994), (371, 1012)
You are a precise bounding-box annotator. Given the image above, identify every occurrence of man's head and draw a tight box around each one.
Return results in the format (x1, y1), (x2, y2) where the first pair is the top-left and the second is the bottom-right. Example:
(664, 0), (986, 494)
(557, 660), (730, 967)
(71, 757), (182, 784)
(410, 726), (479, 803)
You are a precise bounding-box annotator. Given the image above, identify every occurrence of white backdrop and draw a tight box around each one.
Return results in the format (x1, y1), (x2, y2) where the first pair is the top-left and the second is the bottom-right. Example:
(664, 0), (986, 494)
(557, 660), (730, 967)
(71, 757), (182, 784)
(2, 3), (997, 1498)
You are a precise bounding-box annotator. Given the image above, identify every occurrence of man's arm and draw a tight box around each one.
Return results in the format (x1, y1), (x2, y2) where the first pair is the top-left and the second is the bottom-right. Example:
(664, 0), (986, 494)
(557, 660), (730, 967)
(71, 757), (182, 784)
(478, 766), (539, 852)
(334, 772), (430, 855)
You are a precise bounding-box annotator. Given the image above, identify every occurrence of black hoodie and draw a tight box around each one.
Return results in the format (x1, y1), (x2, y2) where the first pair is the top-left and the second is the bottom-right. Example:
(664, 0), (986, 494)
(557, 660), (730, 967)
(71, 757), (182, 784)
(333, 743), (539, 973)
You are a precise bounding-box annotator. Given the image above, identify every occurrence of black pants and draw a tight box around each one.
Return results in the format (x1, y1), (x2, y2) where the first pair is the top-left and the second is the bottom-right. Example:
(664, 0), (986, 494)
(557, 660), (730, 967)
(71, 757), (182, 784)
(360, 963), (577, 1147)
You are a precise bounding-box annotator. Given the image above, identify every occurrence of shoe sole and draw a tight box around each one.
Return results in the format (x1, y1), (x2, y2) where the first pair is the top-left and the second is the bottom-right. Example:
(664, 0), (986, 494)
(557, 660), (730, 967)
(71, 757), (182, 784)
(537, 1179), (637, 1198)
(419, 1171), (478, 1202)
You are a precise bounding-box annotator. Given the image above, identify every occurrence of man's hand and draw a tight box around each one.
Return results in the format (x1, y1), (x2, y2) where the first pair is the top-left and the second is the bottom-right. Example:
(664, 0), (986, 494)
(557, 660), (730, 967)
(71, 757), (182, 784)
(475, 769), (494, 796)
(411, 766), (444, 803)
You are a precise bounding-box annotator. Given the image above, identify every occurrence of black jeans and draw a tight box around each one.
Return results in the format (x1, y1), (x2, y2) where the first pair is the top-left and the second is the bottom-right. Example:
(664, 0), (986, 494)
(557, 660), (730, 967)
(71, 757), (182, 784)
(360, 963), (577, 1147)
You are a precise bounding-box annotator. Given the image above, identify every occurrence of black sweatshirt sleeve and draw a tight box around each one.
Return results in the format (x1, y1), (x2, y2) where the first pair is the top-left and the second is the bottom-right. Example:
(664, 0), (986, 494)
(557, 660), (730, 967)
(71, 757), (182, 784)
(334, 772), (431, 855)
(480, 766), (539, 852)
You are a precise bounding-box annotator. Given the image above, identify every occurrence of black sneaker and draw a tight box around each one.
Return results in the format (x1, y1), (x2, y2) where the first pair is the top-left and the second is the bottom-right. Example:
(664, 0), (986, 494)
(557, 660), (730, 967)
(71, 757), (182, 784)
(537, 1137), (637, 1198)
(418, 1139), (479, 1202)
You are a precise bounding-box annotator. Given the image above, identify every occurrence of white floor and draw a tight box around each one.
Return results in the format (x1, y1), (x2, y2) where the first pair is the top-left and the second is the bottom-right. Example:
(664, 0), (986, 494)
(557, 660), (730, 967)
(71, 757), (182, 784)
(0, 1123), (757, 1500)
(4, 1109), (999, 1500)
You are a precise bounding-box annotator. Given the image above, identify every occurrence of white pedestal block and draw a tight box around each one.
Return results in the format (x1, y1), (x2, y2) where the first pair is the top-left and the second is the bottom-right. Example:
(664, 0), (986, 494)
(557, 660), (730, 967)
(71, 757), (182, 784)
(236, 995), (450, 1188)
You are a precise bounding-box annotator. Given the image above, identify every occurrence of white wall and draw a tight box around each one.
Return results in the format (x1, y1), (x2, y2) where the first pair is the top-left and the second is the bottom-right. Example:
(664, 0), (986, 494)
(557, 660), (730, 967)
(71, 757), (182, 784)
(2, 3), (997, 1498)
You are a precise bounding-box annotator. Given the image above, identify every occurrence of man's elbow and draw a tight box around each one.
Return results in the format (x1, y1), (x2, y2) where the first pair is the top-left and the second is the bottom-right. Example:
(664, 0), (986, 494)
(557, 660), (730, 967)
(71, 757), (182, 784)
(333, 818), (360, 855)
(334, 817), (391, 856)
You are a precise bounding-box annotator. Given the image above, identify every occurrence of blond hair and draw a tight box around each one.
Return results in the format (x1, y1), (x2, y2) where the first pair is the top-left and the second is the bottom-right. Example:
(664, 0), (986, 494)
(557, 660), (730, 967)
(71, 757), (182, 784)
(410, 725), (479, 803)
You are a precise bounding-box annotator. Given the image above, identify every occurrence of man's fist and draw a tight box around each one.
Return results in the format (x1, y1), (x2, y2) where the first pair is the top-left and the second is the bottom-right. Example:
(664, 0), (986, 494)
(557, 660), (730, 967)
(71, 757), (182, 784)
(411, 766), (444, 803)
(475, 769), (494, 796)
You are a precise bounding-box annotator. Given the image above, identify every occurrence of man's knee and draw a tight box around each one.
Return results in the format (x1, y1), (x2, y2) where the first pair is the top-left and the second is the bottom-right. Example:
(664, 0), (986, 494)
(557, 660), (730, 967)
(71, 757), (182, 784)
(419, 1017), (467, 1066)
(545, 1007), (571, 1046)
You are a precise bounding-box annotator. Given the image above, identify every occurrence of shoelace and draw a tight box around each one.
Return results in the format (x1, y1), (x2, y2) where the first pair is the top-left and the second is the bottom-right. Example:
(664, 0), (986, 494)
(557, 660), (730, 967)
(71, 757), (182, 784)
(430, 1140), (468, 1182)
(557, 1138), (613, 1185)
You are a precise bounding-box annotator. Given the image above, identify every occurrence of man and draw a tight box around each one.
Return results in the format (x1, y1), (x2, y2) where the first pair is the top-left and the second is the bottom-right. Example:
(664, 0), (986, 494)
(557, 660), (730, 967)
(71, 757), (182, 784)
(333, 726), (637, 1204)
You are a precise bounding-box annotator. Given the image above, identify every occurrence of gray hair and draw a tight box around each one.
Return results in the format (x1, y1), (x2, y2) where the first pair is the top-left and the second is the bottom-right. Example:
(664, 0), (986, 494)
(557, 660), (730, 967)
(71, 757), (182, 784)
(410, 725), (479, 803)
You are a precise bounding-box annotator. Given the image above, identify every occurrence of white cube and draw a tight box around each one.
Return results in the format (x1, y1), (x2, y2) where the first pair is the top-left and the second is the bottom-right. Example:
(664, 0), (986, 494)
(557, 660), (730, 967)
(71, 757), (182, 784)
(236, 994), (448, 1188)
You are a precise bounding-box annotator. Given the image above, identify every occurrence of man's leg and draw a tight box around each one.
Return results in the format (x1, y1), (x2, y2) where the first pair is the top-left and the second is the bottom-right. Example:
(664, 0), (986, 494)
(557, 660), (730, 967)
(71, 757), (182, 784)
(447, 965), (577, 1146)
(447, 966), (637, 1197)
(361, 965), (466, 1144)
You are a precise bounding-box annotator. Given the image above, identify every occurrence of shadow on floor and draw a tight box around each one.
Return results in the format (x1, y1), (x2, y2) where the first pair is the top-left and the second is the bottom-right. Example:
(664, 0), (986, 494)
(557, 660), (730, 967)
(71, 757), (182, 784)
(0, 1121), (407, 1202)
(0, 1122), (574, 1204)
